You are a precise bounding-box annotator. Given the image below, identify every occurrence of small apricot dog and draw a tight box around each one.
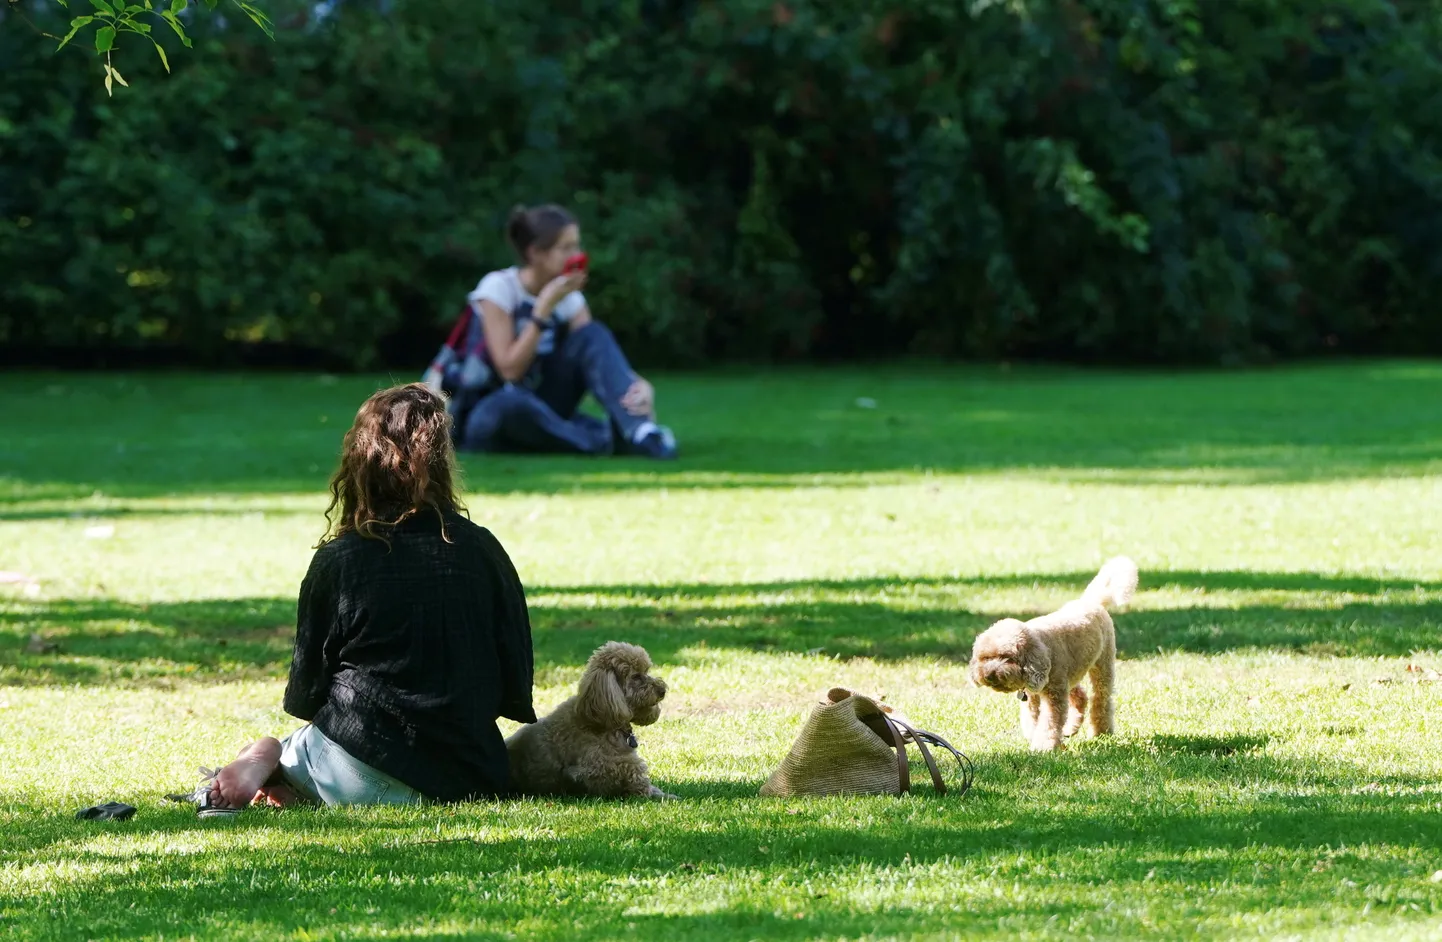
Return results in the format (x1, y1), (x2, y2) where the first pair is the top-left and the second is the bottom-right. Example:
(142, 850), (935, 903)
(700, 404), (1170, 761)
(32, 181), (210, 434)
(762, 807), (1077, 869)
(967, 557), (1138, 751)
(505, 641), (675, 799)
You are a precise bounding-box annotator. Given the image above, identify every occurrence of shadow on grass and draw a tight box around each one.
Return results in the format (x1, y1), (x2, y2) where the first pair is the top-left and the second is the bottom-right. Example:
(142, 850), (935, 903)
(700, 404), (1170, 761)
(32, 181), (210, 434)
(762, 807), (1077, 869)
(5, 741), (1440, 939)
(3, 571), (1438, 687)
(1148, 733), (1272, 756)
(2, 364), (1440, 509)
(0, 505), (320, 523)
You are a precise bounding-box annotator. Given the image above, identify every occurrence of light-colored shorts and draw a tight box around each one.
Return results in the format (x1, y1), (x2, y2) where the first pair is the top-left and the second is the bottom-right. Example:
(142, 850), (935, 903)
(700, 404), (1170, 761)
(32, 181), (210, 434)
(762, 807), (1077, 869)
(277, 724), (423, 807)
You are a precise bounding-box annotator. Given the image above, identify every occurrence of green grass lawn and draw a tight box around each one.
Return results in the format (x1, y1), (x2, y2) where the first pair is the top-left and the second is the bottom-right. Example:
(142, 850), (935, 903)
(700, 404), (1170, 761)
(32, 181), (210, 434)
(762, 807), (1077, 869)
(2, 362), (1441, 941)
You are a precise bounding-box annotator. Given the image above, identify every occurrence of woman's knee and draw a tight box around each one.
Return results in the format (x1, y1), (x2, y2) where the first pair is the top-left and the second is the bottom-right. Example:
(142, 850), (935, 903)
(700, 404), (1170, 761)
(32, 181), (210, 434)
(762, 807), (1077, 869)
(565, 319), (618, 350)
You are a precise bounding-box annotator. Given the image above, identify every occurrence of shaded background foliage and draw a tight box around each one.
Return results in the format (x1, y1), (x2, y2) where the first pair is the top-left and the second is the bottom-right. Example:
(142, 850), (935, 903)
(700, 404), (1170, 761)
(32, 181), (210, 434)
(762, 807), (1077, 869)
(3, 0), (1441, 368)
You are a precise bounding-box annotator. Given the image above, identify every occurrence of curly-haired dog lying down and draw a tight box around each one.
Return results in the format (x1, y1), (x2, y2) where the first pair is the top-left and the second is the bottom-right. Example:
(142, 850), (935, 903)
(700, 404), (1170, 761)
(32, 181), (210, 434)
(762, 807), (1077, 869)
(505, 641), (676, 799)
(967, 557), (1138, 751)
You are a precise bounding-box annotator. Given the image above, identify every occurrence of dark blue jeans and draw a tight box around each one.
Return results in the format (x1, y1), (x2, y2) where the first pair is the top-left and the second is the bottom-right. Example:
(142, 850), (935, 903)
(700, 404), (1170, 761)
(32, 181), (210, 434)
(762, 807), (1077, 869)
(457, 322), (647, 455)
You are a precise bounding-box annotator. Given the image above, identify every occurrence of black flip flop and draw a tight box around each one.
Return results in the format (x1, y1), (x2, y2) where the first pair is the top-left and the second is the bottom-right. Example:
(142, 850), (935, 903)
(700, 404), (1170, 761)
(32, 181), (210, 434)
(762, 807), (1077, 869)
(76, 801), (137, 821)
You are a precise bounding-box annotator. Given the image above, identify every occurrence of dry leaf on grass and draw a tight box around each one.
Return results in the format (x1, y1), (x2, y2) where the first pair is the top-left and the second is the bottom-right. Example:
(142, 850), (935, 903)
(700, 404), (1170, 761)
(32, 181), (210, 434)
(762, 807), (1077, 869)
(25, 634), (60, 655)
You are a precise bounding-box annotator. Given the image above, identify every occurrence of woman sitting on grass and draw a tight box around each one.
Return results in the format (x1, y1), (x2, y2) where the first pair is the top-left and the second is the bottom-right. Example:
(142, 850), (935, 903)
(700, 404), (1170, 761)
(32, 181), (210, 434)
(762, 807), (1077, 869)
(434, 203), (678, 459)
(177, 383), (537, 814)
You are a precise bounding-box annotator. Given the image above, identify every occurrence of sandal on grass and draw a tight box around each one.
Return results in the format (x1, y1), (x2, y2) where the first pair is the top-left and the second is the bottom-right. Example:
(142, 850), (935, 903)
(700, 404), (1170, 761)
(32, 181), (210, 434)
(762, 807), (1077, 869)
(76, 801), (137, 821)
(164, 766), (242, 820)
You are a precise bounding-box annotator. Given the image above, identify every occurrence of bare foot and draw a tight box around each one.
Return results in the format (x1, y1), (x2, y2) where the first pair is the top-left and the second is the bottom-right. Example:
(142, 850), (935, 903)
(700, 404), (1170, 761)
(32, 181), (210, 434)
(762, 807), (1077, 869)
(254, 783), (302, 809)
(210, 737), (282, 808)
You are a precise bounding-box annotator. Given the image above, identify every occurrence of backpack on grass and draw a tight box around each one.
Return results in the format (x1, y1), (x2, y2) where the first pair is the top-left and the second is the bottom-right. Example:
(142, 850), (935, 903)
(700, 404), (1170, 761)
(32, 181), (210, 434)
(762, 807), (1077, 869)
(421, 304), (499, 424)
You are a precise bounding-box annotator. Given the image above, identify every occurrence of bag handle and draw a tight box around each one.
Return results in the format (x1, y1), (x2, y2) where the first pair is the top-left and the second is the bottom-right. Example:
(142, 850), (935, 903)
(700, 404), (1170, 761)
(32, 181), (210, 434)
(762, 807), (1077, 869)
(885, 714), (945, 794)
(886, 716), (975, 798)
(922, 730), (975, 795)
(875, 714), (911, 795)
(833, 688), (973, 797)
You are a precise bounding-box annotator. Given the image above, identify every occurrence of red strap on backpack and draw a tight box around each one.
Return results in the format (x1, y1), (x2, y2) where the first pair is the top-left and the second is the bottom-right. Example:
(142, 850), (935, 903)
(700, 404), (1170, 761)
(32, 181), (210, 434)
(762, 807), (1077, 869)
(443, 305), (472, 353)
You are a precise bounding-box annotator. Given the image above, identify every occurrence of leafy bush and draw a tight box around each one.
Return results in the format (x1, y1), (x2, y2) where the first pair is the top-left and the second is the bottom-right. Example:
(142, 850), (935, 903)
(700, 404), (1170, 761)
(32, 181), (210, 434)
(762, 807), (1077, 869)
(3, 0), (1441, 367)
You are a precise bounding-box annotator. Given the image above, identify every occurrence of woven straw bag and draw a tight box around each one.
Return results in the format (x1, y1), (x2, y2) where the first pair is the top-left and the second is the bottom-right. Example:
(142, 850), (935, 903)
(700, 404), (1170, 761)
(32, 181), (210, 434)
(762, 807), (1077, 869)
(760, 688), (973, 797)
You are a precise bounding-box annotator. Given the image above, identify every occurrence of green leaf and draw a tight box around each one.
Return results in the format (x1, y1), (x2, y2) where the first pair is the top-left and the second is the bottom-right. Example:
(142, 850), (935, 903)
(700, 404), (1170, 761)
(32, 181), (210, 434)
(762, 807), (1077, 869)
(95, 25), (116, 53)
(121, 19), (152, 33)
(160, 10), (193, 47)
(171, 0), (187, 12)
(106, 63), (130, 87)
(237, 2), (274, 40)
(89, 0), (114, 14)
(55, 15), (95, 51)
(151, 37), (170, 72)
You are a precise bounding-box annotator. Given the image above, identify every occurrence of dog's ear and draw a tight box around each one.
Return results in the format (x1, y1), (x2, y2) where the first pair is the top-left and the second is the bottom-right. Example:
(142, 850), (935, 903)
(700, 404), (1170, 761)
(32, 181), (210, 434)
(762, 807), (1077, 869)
(966, 658), (984, 687)
(1018, 631), (1051, 690)
(577, 666), (631, 728)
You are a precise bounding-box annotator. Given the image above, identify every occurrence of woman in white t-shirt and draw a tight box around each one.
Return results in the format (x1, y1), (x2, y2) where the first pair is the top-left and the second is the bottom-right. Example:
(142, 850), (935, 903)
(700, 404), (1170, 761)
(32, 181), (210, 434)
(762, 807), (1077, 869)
(447, 204), (677, 458)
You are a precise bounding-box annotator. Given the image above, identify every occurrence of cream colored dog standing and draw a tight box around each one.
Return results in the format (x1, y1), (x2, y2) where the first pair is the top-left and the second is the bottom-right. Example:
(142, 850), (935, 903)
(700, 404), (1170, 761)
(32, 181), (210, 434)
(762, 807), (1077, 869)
(967, 557), (1138, 751)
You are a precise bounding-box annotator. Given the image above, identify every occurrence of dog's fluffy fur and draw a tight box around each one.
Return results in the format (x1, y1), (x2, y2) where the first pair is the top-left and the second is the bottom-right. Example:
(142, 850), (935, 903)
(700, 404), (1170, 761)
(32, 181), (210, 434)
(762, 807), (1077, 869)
(967, 557), (1138, 751)
(505, 641), (674, 799)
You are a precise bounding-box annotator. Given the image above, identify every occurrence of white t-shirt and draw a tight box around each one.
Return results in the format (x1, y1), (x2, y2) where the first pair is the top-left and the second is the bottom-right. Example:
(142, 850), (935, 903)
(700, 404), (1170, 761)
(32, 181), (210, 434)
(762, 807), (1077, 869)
(467, 267), (585, 358)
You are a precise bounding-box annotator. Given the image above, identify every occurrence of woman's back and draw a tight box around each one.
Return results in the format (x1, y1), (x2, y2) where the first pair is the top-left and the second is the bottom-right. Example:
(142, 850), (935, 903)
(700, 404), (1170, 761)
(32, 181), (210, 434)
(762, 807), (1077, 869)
(287, 511), (535, 801)
(176, 383), (538, 815)
(281, 381), (537, 802)
(286, 510), (535, 801)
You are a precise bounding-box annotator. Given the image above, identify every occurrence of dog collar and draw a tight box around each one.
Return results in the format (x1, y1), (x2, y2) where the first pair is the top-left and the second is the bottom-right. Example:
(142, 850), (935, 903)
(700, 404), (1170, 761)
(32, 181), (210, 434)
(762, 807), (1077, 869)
(1016, 691), (1029, 702)
(623, 726), (638, 750)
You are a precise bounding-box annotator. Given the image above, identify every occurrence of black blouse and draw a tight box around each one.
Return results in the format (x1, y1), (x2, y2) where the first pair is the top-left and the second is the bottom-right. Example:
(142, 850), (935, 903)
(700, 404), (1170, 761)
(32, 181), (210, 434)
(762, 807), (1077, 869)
(283, 509), (537, 802)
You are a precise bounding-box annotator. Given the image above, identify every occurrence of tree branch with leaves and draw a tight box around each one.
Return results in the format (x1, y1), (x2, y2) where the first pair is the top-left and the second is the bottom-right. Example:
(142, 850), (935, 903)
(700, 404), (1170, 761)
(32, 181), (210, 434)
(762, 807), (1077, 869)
(49, 0), (273, 94)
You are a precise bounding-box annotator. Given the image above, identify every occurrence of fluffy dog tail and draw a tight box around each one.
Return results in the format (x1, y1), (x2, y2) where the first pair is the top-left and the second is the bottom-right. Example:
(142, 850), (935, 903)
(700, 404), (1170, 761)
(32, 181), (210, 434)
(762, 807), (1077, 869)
(1082, 556), (1139, 610)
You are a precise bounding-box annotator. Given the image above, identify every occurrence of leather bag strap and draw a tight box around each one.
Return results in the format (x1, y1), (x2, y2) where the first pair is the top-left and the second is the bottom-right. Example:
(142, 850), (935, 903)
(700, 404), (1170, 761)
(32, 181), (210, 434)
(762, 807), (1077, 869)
(906, 724), (976, 798)
(876, 714), (911, 795)
(886, 716), (947, 795)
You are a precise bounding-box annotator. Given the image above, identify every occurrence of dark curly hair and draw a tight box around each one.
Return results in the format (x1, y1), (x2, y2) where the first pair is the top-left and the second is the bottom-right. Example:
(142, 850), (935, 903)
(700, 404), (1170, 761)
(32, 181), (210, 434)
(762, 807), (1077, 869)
(320, 383), (463, 546)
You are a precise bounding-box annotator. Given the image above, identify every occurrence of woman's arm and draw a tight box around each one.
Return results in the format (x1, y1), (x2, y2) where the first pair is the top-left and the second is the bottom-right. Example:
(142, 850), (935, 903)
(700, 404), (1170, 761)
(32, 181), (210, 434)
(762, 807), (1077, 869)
(283, 551), (339, 721)
(478, 299), (545, 383)
(480, 272), (588, 383)
(481, 532), (537, 725)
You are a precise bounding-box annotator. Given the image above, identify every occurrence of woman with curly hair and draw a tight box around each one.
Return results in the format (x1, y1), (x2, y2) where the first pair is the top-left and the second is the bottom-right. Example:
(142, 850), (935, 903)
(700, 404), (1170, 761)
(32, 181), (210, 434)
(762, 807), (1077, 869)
(173, 383), (537, 814)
